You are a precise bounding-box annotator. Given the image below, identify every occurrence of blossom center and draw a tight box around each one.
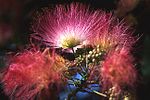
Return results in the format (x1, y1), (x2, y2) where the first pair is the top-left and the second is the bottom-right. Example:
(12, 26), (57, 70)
(60, 36), (81, 48)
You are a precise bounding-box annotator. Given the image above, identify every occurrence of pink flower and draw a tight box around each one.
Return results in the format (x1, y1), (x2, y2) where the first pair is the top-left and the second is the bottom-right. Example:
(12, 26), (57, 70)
(100, 47), (137, 92)
(90, 19), (135, 51)
(32, 3), (112, 49)
(2, 48), (66, 100)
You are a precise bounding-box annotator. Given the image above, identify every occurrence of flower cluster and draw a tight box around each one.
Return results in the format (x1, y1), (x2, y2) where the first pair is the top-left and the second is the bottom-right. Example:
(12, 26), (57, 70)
(2, 49), (66, 99)
(100, 47), (137, 92)
(1, 3), (138, 100)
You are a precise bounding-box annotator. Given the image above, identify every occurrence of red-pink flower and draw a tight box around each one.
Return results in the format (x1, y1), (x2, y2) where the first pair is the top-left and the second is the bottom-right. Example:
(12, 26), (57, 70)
(2, 48), (66, 100)
(100, 47), (137, 92)
(90, 19), (135, 51)
(32, 3), (112, 49)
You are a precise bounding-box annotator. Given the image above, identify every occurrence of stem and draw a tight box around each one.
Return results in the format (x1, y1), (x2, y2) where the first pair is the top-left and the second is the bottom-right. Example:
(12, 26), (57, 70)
(71, 47), (75, 54)
(93, 90), (107, 97)
(67, 88), (78, 100)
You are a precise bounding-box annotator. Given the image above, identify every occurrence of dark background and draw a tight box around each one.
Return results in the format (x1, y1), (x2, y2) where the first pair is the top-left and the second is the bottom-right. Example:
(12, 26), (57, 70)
(0, 0), (150, 100)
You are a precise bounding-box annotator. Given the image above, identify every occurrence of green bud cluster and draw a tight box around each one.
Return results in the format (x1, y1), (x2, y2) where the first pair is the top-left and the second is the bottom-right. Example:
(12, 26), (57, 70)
(75, 45), (105, 66)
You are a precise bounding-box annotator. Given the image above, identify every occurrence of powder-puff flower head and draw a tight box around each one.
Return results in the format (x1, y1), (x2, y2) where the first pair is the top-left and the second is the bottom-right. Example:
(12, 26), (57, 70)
(100, 47), (137, 92)
(1, 48), (66, 100)
(90, 19), (135, 51)
(32, 3), (111, 49)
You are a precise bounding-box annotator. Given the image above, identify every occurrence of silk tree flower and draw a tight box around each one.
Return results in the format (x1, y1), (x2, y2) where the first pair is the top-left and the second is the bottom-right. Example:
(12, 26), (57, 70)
(100, 47), (137, 92)
(90, 19), (135, 51)
(1, 48), (66, 100)
(32, 3), (112, 49)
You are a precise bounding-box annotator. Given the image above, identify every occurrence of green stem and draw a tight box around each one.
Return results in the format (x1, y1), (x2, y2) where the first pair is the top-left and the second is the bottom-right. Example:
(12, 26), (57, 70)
(93, 90), (107, 98)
